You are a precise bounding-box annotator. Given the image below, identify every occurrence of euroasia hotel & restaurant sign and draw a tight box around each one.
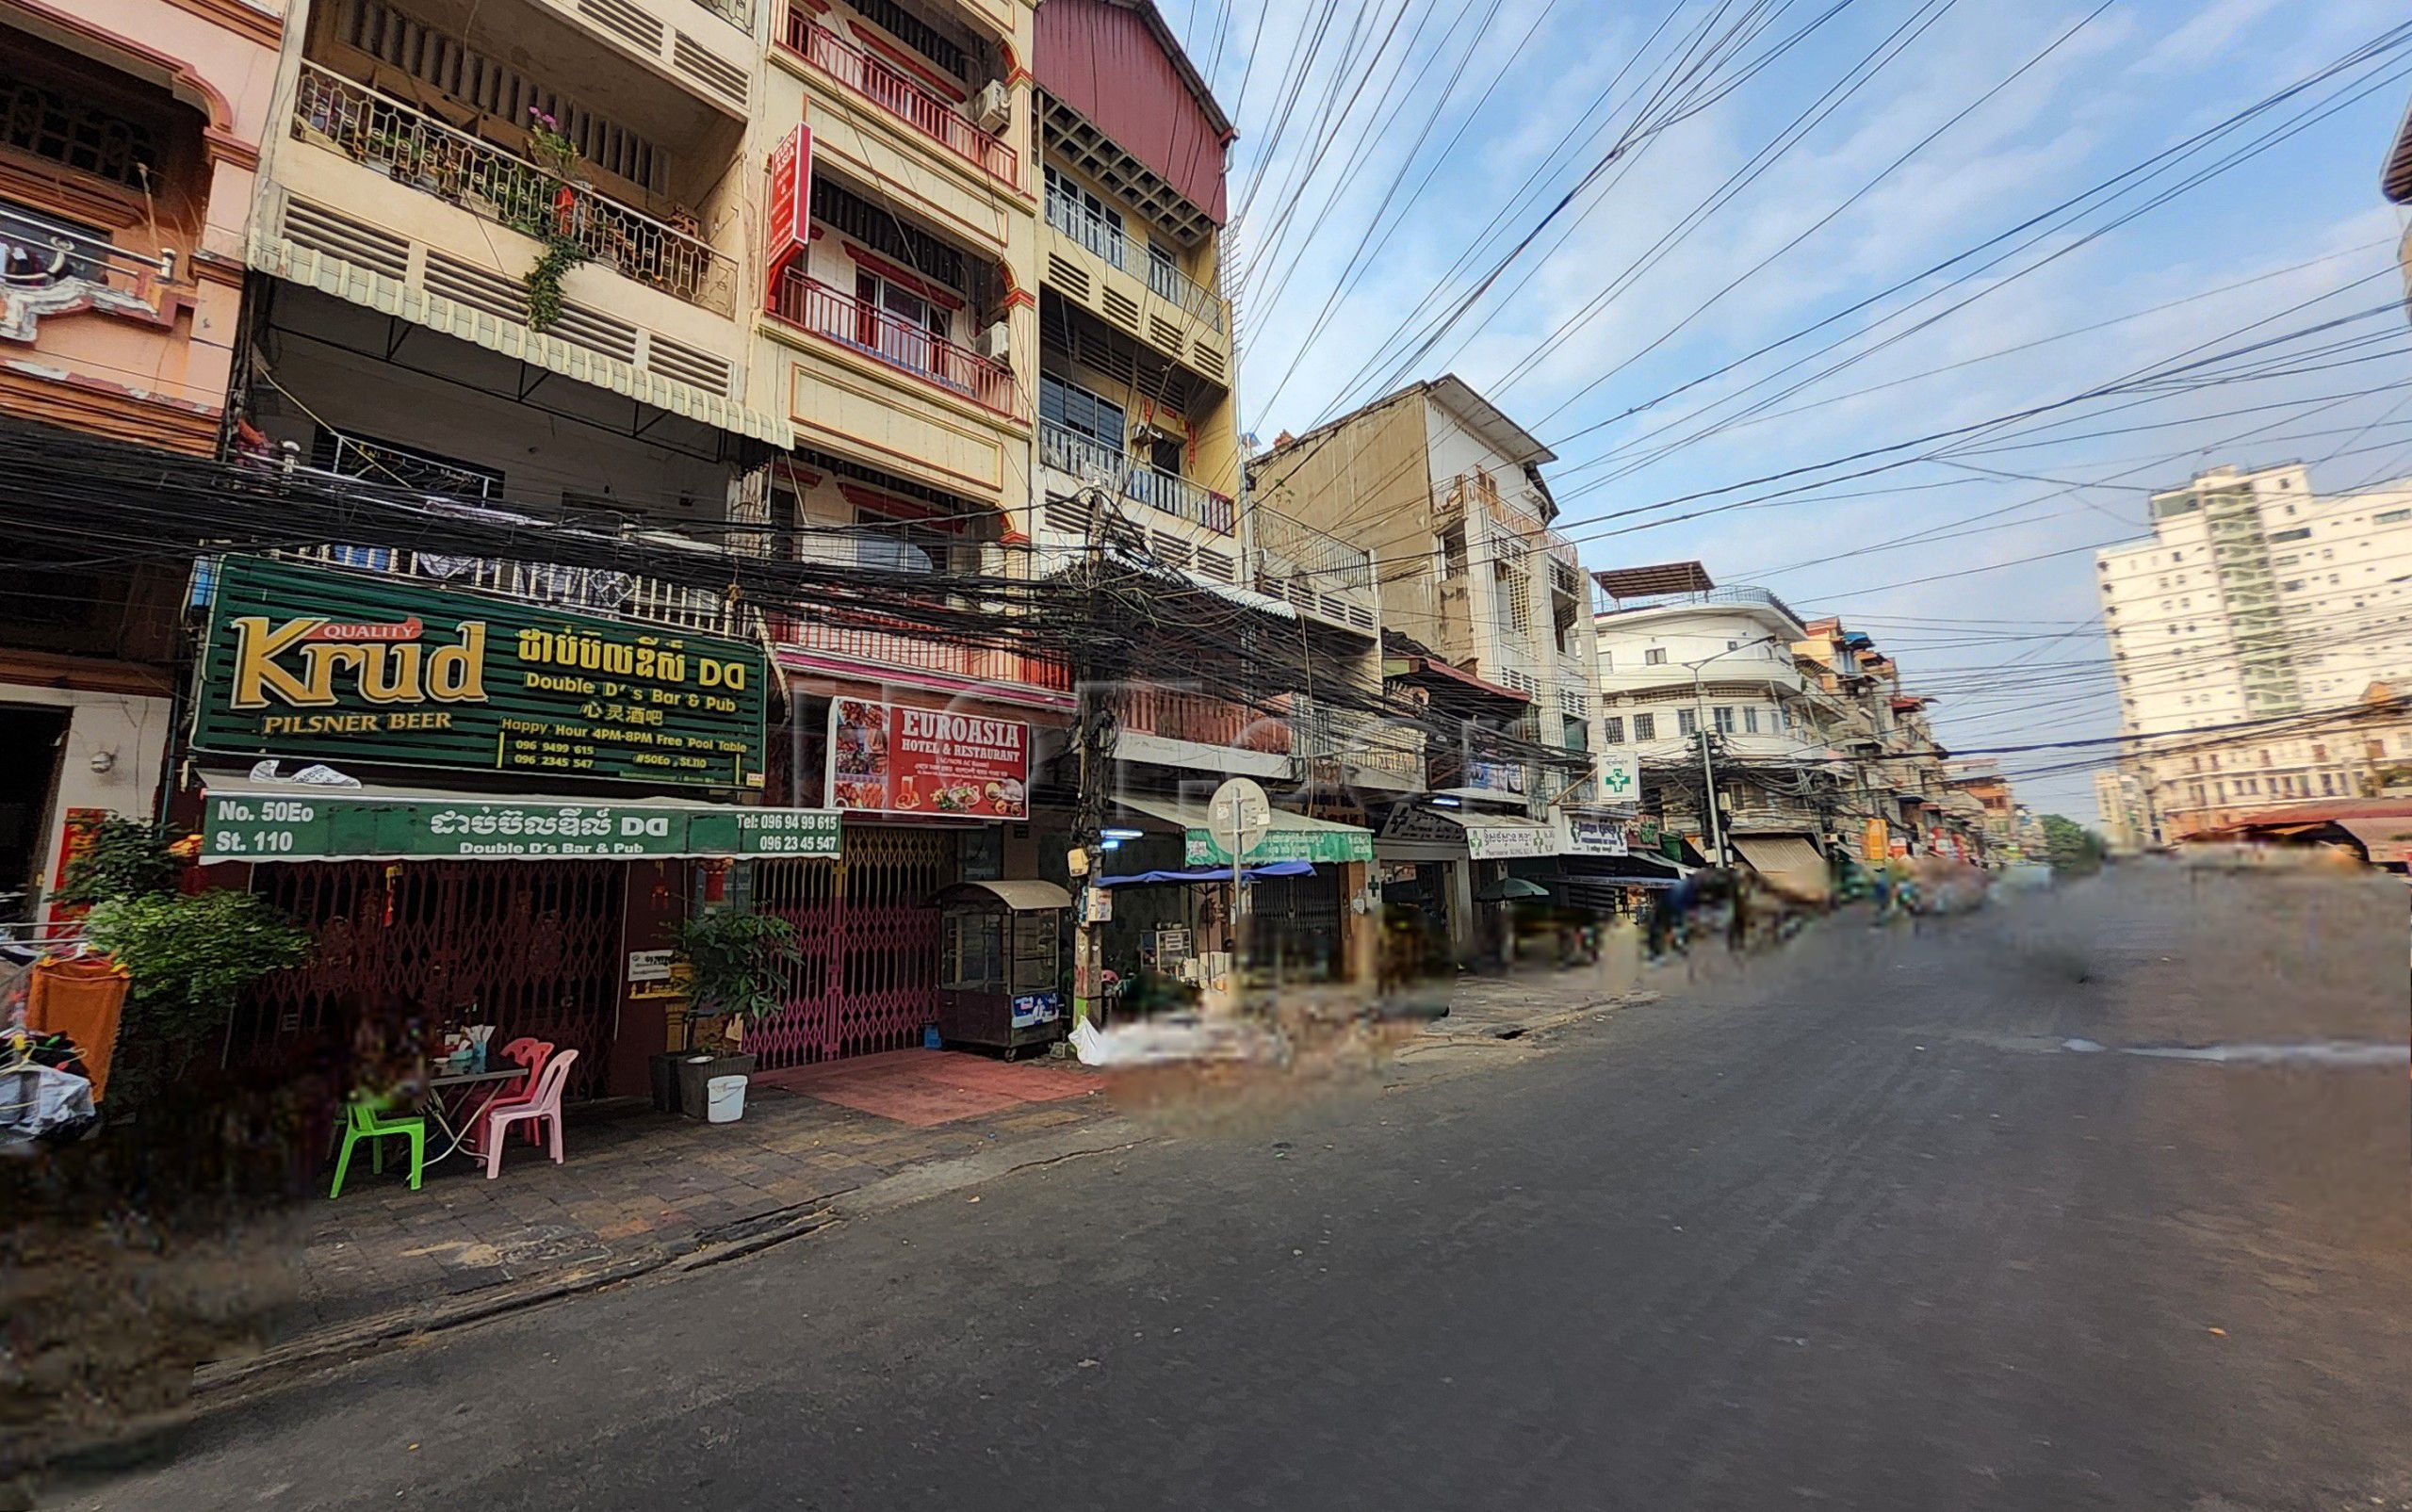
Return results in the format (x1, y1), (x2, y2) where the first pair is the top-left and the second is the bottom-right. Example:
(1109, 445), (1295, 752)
(190, 557), (768, 789)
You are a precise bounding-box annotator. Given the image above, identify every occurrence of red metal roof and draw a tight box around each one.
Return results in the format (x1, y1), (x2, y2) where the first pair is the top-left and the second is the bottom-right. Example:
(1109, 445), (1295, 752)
(1035, 0), (1230, 225)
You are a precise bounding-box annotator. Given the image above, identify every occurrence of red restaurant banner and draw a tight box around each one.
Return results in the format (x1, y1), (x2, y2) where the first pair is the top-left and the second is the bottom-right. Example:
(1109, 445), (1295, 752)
(766, 122), (813, 286)
(825, 698), (1028, 820)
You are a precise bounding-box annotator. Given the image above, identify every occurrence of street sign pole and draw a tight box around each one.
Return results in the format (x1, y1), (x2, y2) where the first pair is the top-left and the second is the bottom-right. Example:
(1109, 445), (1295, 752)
(1209, 777), (1272, 998)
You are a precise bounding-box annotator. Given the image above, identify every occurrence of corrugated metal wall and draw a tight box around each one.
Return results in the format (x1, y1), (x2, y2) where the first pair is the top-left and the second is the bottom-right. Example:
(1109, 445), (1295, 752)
(1034, 0), (1228, 225)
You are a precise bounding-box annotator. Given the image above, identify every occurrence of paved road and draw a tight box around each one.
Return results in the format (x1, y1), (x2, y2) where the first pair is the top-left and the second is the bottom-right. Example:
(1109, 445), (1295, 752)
(68, 864), (2412, 1510)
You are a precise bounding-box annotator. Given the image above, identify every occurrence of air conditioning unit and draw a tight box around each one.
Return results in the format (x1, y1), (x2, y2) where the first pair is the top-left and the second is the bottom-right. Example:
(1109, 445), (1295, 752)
(972, 81), (1011, 133)
(978, 320), (1011, 363)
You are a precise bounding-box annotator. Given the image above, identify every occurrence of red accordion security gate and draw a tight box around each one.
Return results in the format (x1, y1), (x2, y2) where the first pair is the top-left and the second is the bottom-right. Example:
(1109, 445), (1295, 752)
(750, 825), (955, 1068)
(239, 860), (627, 1099)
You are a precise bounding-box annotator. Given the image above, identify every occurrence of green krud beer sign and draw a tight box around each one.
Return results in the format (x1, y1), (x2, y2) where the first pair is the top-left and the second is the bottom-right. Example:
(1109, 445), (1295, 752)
(192, 557), (767, 789)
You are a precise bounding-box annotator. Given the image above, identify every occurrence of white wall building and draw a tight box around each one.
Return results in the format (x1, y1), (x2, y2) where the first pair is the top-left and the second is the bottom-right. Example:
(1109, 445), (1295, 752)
(2094, 462), (2412, 837)
(1591, 566), (1844, 891)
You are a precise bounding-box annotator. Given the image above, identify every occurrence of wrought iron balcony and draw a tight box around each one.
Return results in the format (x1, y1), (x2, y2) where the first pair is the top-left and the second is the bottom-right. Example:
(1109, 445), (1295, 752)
(1044, 188), (1223, 333)
(768, 270), (1016, 415)
(291, 62), (737, 317)
(1038, 419), (1235, 534)
(781, 14), (1018, 189)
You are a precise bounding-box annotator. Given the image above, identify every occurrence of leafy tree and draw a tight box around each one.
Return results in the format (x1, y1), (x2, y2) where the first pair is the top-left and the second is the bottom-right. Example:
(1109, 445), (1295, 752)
(55, 817), (183, 904)
(83, 890), (314, 1095)
(669, 910), (802, 1032)
(2037, 814), (2106, 875)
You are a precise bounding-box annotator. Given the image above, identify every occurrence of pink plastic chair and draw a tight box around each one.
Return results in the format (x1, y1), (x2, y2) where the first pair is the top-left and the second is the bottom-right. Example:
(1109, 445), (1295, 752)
(482, 1049), (577, 1179)
(493, 1037), (556, 1148)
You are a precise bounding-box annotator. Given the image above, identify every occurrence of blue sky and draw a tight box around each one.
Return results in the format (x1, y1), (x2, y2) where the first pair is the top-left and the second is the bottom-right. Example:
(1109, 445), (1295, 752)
(1165, 0), (2412, 815)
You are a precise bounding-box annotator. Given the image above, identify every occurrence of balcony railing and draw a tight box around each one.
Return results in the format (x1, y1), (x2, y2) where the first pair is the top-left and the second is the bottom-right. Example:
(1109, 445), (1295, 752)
(1038, 420), (1234, 533)
(778, 610), (1070, 691)
(1107, 686), (1291, 754)
(283, 543), (1074, 692)
(768, 271), (1016, 415)
(690, 0), (753, 30)
(782, 15), (1018, 189)
(1594, 583), (1806, 627)
(1044, 189), (1223, 334)
(285, 545), (740, 634)
(1251, 505), (1373, 593)
(292, 62), (737, 316)
(1292, 697), (1420, 778)
(0, 204), (177, 302)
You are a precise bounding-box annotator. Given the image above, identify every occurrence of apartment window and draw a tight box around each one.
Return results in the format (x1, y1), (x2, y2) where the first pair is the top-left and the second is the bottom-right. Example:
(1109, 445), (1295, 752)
(853, 268), (950, 371)
(2376, 507), (2412, 525)
(2320, 772), (2335, 795)
(1743, 707), (1761, 734)
(1598, 650), (1612, 674)
(2269, 527), (2310, 543)
(1713, 707), (1735, 735)
(1493, 567), (1532, 637)
(1726, 640), (1740, 652)
(0, 82), (161, 191)
(1044, 166), (1126, 268)
(1644, 647), (1668, 666)
(1603, 716), (1625, 744)
(1438, 524), (1467, 579)
(1039, 372), (1125, 448)
(1676, 708), (1698, 738)
(1632, 713), (1655, 741)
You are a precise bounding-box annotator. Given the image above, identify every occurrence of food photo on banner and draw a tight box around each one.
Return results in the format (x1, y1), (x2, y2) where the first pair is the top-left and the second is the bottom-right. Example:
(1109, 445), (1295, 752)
(824, 699), (1029, 819)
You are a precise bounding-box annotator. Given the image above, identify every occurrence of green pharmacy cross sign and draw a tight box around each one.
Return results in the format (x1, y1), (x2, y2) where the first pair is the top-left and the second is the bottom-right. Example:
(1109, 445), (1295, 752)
(191, 556), (768, 790)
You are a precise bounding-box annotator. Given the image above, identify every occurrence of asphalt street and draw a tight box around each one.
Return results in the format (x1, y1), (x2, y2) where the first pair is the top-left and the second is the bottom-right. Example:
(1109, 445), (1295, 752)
(66, 863), (2412, 1511)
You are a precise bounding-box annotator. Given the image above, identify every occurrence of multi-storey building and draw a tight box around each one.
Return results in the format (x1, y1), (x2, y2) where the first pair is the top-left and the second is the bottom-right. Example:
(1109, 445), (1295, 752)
(2095, 463), (2412, 838)
(1943, 757), (2018, 856)
(2091, 767), (2148, 853)
(1012, 0), (1386, 985)
(0, 0), (285, 928)
(1254, 375), (1610, 957)
(1589, 563), (1843, 897)
(1791, 616), (1964, 859)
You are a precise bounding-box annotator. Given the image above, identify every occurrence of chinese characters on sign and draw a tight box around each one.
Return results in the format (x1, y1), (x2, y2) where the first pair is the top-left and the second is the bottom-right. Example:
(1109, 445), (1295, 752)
(825, 699), (1029, 820)
(191, 557), (768, 789)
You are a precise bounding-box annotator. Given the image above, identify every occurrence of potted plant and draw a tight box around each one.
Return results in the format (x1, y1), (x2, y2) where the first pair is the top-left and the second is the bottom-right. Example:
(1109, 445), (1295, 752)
(78, 864), (312, 1112)
(661, 908), (799, 1121)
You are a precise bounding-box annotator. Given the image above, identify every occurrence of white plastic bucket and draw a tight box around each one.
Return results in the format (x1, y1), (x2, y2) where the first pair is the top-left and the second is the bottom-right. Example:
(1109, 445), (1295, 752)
(705, 1074), (747, 1124)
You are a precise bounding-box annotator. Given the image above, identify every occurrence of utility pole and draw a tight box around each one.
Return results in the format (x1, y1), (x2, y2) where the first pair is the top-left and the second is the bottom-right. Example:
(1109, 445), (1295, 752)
(1068, 483), (1117, 1032)
(1697, 724), (1725, 870)
(1684, 636), (1774, 870)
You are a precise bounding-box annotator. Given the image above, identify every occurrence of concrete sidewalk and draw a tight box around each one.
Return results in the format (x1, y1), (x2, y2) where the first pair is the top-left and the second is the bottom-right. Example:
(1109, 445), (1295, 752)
(196, 963), (1663, 1400)
(286, 1053), (1110, 1343)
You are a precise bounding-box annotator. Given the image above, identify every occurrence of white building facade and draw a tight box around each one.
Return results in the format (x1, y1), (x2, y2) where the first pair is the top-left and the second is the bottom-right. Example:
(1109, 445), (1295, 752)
(2094, 462), (2412, 837)
(1591, 575), (1846, 895)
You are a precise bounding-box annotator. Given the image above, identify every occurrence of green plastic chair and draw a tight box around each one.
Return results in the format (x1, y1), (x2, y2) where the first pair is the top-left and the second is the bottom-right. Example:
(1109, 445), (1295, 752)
(331, 1097), (425, 1197)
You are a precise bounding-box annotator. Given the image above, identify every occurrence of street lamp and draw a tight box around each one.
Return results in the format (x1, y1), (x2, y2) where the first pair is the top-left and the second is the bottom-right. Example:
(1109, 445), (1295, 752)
(1682, 634), (1782, 869)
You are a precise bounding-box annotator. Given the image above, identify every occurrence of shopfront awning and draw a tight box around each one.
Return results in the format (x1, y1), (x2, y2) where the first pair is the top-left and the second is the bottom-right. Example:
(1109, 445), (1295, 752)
(2339, 817), (2412, 865)
(1115, 794), (1375, 866)
(1098, 861), (1315, 886)
(198, 772), (841, 864)
(1731, 834), (1831, 902)
(939, 880), (1074, 911)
